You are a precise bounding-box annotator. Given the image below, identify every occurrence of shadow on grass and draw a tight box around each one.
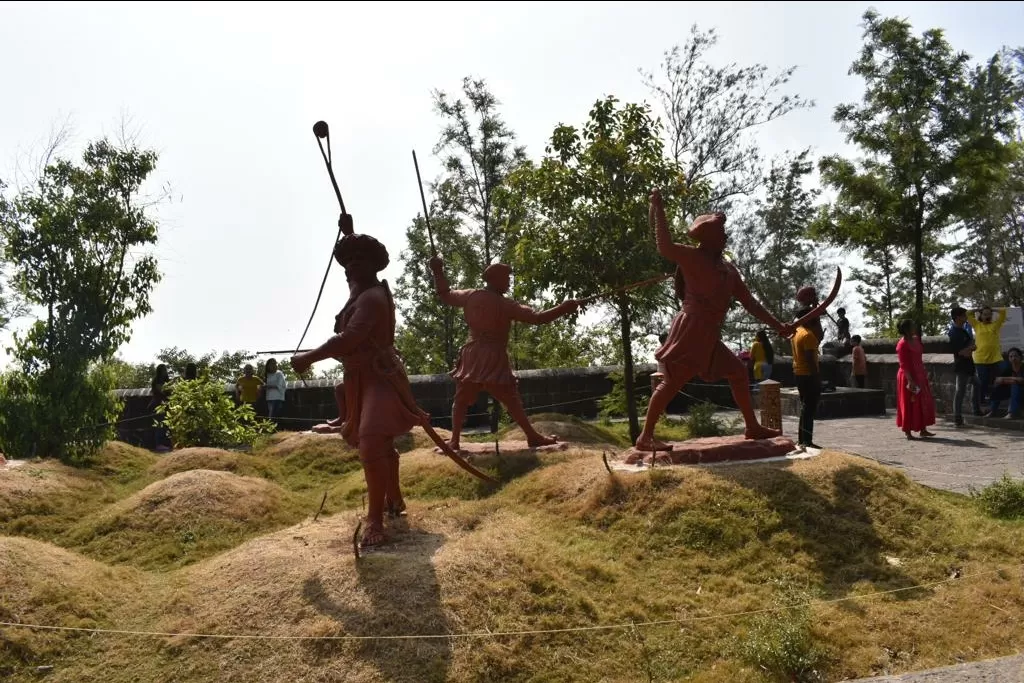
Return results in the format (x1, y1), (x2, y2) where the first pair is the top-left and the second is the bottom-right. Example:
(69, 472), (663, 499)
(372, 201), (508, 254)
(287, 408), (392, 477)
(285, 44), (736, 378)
(301, 529), (450, 683)
(714, 462), (929, 600)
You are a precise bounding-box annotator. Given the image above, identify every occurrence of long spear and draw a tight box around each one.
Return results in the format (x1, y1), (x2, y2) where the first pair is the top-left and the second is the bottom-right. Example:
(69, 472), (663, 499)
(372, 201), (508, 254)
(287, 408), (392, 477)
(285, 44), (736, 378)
(412, 150), (436, 257)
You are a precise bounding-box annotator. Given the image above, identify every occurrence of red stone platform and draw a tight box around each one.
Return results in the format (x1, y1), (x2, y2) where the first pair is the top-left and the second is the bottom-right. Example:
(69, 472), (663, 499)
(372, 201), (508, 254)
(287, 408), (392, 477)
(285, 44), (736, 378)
(434, 441), (569, 456)
(623, 435), (797, 466)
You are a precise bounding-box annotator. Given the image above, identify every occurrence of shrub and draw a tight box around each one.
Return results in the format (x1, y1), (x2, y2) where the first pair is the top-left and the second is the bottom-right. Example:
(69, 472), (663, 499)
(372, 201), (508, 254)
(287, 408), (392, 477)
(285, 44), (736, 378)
(738, 590), (829, 682)
(971, 474), (1024, 519)
(599, 371), (650, 419)
(0, 365), (121, 465)
(161, 378), (274, 449)
(684, 401), (724, 438)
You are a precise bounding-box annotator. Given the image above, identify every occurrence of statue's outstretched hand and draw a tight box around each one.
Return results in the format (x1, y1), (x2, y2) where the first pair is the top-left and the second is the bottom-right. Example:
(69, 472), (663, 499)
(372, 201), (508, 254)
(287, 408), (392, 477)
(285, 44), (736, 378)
(291, 353), (312, 375)
(429, 255), (444, 274)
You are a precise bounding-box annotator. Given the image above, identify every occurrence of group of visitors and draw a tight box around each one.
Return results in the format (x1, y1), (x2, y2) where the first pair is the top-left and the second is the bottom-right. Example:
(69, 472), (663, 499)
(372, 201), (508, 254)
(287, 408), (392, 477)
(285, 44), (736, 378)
(147, 358), (290, 451)
(948, 305), (1021, 424)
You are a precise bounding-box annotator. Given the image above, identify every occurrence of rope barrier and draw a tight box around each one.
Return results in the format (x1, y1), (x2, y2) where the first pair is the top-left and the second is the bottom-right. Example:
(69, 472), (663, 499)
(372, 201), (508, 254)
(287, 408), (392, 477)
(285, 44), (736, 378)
(0, 564), (1017, 642)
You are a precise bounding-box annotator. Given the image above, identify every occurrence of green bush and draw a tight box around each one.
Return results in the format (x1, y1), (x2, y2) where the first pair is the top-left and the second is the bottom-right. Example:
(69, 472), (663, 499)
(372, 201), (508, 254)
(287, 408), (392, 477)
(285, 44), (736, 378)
(0, 365), (121, 465)
(161, 378), (275, 449)
(684, 401), (725, 438)
(599, 370), (650, 419)
(738, 591), (829, 682)
(972, 474), (1024, 519)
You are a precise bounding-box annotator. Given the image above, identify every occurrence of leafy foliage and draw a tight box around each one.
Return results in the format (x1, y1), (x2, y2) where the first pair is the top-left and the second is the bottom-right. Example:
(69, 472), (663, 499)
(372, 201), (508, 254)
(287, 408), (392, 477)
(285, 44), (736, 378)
(972, 474), (1024, 519)
(0, 138), (162, 462)
(507, 96), (695, 441)
(395, 77), (596, 376)
(683, 401), (725, 438)
(642, 24), (813, 217)
(160, 378), (275, 449)
(738, 588), (829, 683)
(728, 150), (833, 345)
(813, 10), (1021, 321)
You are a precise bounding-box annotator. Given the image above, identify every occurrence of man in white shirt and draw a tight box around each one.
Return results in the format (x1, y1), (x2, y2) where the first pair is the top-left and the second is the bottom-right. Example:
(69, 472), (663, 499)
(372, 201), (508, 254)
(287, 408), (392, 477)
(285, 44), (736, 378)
(264, 358), (287, 419)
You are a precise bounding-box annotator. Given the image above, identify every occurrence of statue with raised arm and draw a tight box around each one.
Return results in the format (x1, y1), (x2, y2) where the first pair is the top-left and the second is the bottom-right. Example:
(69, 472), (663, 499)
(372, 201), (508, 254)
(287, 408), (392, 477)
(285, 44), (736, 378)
(292, 233), (426, 548)
(429, 256), (581, 452)
(636, 189), (796, 451)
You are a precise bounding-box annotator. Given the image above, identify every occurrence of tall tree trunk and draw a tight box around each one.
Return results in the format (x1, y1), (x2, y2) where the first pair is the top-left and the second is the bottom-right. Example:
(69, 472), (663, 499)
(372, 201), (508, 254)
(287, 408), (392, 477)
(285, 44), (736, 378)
(618, 296), (640, 443)
(914, 222), (925, 321)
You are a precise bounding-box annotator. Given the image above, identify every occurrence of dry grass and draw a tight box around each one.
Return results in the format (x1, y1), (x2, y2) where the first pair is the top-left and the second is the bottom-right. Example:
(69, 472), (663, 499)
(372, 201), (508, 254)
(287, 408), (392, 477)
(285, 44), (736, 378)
(2, 421), (1024, 682)
(65, 470), (301, 570)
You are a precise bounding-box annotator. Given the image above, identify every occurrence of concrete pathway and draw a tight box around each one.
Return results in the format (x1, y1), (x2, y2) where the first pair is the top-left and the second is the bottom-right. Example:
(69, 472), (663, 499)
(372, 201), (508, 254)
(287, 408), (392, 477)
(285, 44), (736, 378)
(792, 412), (1024, 494)
(846, 652), (1024, 682)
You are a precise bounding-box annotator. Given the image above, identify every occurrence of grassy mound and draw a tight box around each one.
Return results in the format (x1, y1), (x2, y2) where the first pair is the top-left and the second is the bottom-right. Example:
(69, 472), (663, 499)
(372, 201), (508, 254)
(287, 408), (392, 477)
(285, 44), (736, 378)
(149, 447), (268, 479)
(89, 441), (158, 483)
(489, 412), (625, 446)
(0, 460), (110, 543)
(4, 434), (1024, 683)
(395, 425), (453, 453)
(0, 536), (147, 676)
(66, 469), (303, 569)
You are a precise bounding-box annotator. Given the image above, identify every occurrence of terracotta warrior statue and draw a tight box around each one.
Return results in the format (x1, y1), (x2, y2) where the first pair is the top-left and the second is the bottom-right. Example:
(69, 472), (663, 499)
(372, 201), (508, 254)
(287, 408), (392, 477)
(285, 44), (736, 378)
(429, 255), (581, 451)
(637, 189), (795, 451)
(292, 232), (426, 548)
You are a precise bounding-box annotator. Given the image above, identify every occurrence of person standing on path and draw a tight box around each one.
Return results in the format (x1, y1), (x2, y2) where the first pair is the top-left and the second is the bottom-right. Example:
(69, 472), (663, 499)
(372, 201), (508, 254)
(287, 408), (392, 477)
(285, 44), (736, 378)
(850, 335), (867, 388)
(969, 305), (1007, 406)
(791, 305), (822, 449)
(896, 319), (936, 439)
(263, 358), (287, 420)
(948, 306), (981, 426)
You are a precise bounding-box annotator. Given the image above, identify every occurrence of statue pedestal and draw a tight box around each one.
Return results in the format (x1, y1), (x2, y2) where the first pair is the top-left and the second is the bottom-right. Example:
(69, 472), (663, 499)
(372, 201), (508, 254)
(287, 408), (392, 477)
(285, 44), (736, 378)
(624, 435), (797, 466)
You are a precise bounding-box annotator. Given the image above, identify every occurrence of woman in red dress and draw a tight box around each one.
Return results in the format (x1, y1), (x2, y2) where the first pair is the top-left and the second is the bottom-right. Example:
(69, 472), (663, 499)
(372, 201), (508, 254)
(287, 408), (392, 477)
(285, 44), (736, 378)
(895, 319), (936, 439)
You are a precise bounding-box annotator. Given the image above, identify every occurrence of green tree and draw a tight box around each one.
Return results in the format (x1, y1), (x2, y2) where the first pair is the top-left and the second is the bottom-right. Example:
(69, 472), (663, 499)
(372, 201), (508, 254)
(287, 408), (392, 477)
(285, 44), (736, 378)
(642, 24), (813, 219)
(395, 215), (477, 374)
(507, 96), (695, 441)
(813, 10), (1021, 321)
(728, 150), (833, 345)
(0, 138), (163, 462)
(395, 77), (596, 378)
(850, 247), (908, 336)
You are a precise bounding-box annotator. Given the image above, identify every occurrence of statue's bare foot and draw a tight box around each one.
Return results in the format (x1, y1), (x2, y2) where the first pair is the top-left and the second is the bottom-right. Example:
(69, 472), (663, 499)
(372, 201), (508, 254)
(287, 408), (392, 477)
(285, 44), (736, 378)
(359, 522), (387, 548)
(311, 423), (344, 434)
(527, 434), (558, 448)
(634, 436), (672, 452)
(744, 423), (781, 440)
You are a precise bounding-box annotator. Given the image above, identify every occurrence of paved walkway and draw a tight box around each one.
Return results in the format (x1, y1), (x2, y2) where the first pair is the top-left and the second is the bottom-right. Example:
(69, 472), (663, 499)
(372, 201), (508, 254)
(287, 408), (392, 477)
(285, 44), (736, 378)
(847, 652), (1024, 682)
(792, 412), (1024, 494)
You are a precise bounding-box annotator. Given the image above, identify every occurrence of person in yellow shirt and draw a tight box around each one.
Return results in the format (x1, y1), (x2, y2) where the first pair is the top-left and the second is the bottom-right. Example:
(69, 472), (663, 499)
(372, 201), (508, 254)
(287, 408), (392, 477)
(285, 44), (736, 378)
(969, 305), (1007, 405)
(749, 329), (774, 380)
(791, 306), (821, 449)
(235, 364), (264, 408)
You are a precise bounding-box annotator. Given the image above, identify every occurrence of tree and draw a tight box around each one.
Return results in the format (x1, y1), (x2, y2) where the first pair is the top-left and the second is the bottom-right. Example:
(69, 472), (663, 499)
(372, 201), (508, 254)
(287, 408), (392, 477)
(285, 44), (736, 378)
(395, 77), (596, 380)
(395, 77), (524, 374)
(507, 96), (694, 441)
(850, 247), (907, 336)
(813, 10), (1021, 321)
(642, 25), (813, 219)
(0, 138), (163, 462)
(395, 215), (477, 374)
(728, 150), (833, 346)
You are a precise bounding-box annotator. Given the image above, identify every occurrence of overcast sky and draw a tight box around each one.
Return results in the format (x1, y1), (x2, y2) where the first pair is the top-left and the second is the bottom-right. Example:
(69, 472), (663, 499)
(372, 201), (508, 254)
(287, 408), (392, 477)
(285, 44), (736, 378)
(2, 1), (1022, 364)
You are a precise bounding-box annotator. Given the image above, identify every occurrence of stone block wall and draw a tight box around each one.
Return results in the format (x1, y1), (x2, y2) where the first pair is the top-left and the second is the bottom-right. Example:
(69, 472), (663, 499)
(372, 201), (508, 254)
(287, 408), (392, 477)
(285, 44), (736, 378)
(112, 336), (993, 446)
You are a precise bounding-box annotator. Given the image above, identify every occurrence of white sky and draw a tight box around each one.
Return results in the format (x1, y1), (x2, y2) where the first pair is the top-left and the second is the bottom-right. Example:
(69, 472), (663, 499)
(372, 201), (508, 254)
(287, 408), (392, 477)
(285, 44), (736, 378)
(1, 1), (1022, 364)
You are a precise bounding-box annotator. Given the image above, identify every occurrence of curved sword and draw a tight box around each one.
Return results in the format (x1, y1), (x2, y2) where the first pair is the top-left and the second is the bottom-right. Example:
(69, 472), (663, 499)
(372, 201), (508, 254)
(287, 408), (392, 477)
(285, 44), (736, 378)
(792, 267), (843, 331)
